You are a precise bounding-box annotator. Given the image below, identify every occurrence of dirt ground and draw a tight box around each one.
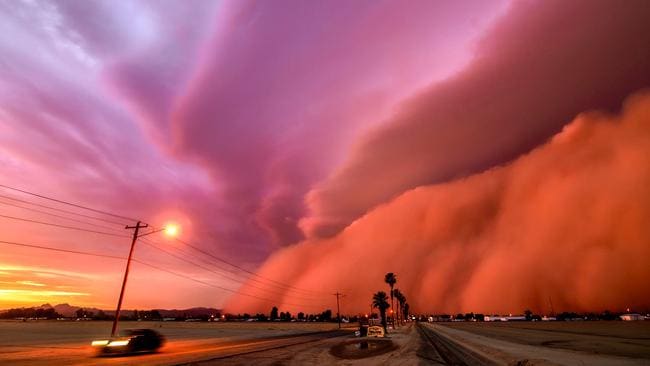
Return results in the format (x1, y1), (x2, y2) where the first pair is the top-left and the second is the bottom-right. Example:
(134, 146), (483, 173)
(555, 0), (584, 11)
(0, 319), (345, 366)
(3, 320), (649, 365)
(0, 319), (341, 346)
(206, 323), (434, 366)
(440, 321), (650, 359)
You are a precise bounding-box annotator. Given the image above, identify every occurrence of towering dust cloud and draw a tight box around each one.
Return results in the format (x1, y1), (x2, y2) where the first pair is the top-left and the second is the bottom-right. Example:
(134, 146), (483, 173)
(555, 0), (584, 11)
(300, 0), (650, 240)
(227, 92), (650, 314)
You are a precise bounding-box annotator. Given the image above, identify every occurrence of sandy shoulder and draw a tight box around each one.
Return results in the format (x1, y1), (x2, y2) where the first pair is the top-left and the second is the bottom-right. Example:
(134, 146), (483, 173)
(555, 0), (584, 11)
(428, 323), (649, 366)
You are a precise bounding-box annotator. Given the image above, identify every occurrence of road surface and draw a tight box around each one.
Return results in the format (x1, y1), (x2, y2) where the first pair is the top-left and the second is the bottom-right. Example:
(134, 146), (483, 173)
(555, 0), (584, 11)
(422, 322), (650, 365)
(4, 320), (649, 365)
(0, 321), (352, 365)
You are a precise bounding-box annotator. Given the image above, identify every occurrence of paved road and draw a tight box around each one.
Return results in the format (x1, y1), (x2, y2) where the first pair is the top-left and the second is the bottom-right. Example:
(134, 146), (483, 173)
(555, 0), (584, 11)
(417, 322), (498, 365)
(421, 322), (650, 366)
(441, 321), (650, 359)
(0, 329), (353, 365)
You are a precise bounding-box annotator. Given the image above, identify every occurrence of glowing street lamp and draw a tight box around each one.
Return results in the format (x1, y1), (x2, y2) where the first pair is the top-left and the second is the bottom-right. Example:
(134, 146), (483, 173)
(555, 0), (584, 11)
(110, 221), (178, 337)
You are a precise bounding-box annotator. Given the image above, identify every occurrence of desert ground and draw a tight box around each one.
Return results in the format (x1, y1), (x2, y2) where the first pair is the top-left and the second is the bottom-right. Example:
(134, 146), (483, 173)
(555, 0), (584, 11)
(1, 320), (650, 365)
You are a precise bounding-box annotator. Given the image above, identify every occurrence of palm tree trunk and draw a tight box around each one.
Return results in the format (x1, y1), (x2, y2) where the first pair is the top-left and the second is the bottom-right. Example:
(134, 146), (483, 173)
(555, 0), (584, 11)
(397, 301), (404, 326)
(390, 287), (395, 328)
(395, 300), (399, 326)
(397, 300), (402, 326)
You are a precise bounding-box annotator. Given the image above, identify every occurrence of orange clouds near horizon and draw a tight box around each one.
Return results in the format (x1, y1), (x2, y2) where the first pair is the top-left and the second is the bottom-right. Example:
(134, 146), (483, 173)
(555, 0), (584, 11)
(0, 264), (96, 309)
(226, 91), (650, 315)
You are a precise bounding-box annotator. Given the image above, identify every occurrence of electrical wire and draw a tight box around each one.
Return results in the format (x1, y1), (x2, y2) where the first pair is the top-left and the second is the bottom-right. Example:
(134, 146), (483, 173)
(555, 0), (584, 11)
(0, 213), (129, 238)
(0, 199), (126, 233)
(139, 238), (324, 302)
(0, 193), (126, 226)
(0, 209), (328, 298)
(0, 184), (331, 297)
(0, 239), (328, 309)
(175, 237), (331, 295)
(0, 240), (125, 260)
(132, 259), (328, 309)
(0, 183), (138, 222)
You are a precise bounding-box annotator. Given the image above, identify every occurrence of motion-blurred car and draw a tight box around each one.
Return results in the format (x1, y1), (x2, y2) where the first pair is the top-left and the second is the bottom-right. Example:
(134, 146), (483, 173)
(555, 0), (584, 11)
(92, 329), (165, 355)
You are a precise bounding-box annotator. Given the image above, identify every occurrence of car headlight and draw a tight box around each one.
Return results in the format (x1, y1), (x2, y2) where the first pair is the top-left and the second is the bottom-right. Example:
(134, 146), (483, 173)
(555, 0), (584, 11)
(107, 340), (130, 347)
(91, 340), (109, 346)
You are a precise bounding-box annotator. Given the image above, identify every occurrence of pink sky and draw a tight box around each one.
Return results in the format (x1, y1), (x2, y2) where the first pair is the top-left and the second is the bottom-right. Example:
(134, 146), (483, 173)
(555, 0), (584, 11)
(1, 0), (649, 313)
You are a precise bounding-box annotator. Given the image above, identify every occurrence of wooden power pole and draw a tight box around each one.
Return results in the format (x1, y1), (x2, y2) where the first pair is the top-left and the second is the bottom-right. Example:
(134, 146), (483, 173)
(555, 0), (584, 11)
(334, 292), (344, 328)
(111, 221), (148, 337)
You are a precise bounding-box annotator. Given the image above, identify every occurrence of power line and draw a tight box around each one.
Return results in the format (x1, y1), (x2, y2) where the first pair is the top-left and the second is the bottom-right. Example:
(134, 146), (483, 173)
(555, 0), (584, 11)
(0, 209), (326, 300)
(146, 233), (331, 297)
(0, 183), (330, 298)
(174, 237), (330, 295)
(0, 183), (138, 222)
(0, 193), (125, 226)
(179, 237), (329, 295)
(145, 237), (313, 296)
(0, 238), (258, 302)
(0, 239), (328, 310)
(0, 199), (126, 234)
(139, 238), (323, 302)
(0, 240), (125, 260)
(0, 213), (129, 238)
(132, 259), (327, 309)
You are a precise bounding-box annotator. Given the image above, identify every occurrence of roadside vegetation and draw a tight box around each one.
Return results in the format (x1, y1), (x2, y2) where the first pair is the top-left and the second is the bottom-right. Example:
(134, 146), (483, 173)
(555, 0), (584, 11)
(366, 272), (412, 333)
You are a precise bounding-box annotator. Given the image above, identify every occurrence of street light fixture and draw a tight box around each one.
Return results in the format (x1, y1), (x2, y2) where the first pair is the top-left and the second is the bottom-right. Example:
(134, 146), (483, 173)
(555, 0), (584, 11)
(110, 221), (178, 337)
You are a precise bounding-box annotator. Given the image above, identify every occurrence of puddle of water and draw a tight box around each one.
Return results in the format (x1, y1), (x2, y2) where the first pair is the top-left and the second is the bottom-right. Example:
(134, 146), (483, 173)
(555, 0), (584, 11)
(330, 339), (396, 359)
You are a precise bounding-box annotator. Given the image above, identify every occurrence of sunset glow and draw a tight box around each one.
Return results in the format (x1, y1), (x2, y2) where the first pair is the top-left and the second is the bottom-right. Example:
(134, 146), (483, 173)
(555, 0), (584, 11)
(163, 224), (179, 238)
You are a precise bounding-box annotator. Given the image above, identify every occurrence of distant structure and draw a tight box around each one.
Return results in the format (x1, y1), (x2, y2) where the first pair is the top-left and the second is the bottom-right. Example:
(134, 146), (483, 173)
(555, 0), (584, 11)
(620, 313), (644, 321)
(484, 315), (526, 322)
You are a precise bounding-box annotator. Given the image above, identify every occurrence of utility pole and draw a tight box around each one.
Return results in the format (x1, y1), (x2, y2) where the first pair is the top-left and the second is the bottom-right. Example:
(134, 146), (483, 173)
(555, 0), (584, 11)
(111, 221), (147, 337)
(333, 292), (344, 329)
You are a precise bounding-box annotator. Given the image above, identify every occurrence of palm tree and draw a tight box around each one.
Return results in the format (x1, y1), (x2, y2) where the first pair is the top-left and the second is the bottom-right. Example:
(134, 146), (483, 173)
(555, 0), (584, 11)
(372, 291), (390, 331)
(384, 273), (396, 326)
(393, 289), (404, 325)
(395, 289), (406, 321)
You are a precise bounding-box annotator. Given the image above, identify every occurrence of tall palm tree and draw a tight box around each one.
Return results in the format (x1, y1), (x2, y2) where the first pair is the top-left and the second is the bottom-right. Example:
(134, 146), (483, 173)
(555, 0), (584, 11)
(395, 289), (406, 321)
(393, 289), (404, 325)
(372, 291), (390, 331)
(384, 273), (396, 326)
